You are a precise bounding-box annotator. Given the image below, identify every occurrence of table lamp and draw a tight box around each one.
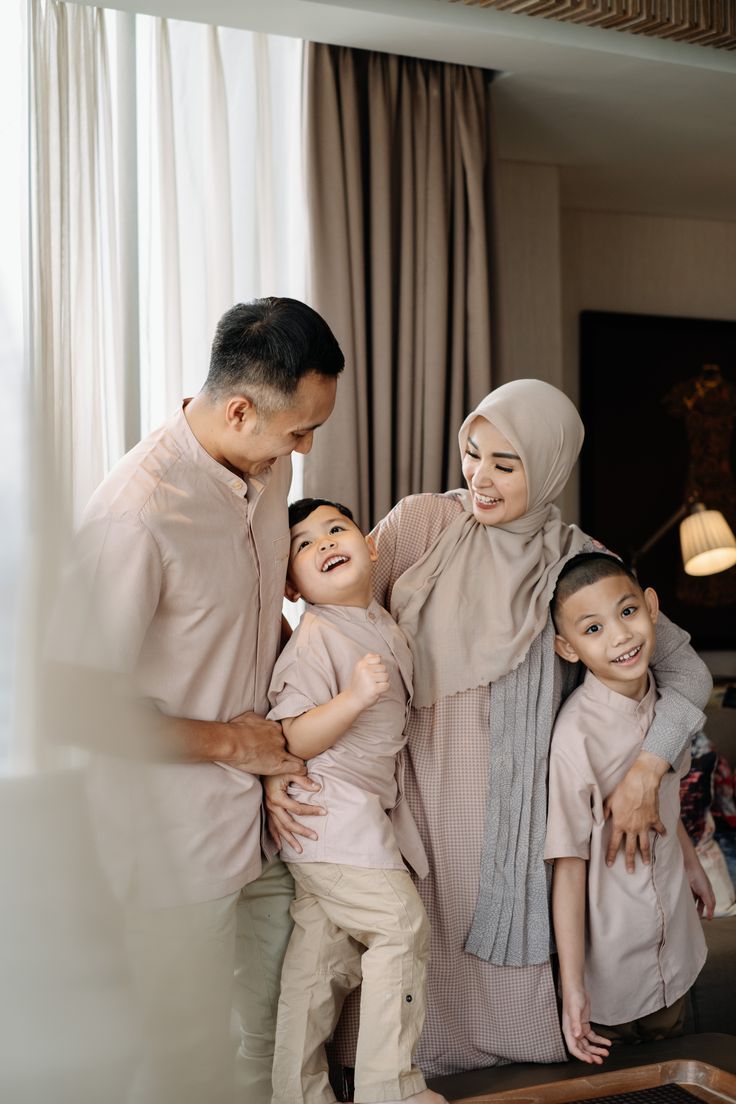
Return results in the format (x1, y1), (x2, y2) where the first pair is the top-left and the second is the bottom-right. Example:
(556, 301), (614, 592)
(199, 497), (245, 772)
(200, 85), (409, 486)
(632, 499), (736, 577)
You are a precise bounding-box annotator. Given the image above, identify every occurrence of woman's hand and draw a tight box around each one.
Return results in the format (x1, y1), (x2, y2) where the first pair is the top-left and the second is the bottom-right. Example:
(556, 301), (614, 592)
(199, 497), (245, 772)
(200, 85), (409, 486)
(263, 772), (324, 852)
(561, 988), (611, 1065)
(604, 751), (667, 872)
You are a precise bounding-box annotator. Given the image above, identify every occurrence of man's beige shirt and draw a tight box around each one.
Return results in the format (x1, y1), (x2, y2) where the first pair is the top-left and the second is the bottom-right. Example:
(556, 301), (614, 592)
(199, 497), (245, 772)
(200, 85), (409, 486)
(545, 670), (706, 1025)
(268, 601), (427, 876)
(51, 404), (291, 907)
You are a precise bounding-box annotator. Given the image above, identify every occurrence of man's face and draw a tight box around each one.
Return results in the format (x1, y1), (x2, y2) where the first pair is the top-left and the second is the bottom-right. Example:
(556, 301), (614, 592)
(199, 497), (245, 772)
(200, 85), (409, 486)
(224, 372), (337, 478)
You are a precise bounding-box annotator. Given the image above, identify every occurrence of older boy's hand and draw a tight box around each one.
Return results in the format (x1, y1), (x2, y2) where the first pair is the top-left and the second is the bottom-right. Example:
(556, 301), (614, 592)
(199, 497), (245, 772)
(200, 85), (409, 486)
(561, 988), (610, 1065)
(604, 751), (667, 872)
(263, 773), (325, 852)
(685, 850), (716, 919)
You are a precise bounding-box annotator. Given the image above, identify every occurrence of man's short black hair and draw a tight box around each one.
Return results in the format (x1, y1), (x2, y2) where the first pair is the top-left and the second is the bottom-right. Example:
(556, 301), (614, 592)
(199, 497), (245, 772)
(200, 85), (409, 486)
(288, 497), (357, 531)
(552, 552), (640, 628)
(204, 298), (344, 409)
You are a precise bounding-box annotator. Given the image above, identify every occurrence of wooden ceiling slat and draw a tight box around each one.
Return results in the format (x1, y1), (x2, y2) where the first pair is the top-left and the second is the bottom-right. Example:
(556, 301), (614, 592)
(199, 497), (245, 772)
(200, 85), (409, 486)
(455, 0), (736, 48)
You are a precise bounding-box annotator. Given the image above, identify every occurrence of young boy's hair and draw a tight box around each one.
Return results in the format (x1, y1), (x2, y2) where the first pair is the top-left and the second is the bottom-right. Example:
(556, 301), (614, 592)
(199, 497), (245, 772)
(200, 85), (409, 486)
(552, 552), (640, 629)
(288, 497), (356, 530)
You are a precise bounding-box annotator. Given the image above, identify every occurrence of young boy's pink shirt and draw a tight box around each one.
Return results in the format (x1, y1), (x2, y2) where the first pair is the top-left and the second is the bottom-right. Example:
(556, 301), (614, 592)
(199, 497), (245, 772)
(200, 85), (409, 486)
(268, 599), (427, 876)
(545, 670), (706, 1025)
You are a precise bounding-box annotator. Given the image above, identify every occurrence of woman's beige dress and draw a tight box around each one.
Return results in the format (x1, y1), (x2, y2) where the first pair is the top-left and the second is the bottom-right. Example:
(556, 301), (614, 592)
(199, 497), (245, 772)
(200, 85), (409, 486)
(332, 491), (567, 1077)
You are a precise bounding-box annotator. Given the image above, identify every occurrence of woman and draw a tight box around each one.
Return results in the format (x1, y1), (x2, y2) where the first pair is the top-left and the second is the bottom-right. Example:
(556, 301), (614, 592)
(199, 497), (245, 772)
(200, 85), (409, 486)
(269, 379), (711, 1076)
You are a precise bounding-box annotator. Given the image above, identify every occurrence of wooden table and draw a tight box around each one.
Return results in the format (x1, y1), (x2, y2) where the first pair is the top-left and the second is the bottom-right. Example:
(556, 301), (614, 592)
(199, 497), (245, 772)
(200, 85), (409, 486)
(428, 1033), (736, 1103)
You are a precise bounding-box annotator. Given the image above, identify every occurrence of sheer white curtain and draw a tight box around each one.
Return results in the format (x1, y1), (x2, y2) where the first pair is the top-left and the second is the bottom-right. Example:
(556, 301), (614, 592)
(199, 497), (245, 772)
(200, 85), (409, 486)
(31, 0), (305, 515)
(26, 1), (306, 771)
(136, 14), (306, 431)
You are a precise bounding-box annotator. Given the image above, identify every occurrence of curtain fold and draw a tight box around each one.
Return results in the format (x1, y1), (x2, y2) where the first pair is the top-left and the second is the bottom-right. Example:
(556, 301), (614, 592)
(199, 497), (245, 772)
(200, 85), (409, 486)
(31, 0), (125, 525)
(304, 44), (496, 529)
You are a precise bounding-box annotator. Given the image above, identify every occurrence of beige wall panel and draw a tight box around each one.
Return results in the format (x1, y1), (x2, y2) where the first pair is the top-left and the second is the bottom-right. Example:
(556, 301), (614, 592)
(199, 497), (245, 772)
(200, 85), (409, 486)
(494, 160), (563, 389)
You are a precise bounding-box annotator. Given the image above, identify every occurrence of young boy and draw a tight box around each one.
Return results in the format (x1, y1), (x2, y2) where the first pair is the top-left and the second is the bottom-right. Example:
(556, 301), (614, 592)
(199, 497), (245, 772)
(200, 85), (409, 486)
(268, 498), (445, 1104)
(546, 552), (713, 1064)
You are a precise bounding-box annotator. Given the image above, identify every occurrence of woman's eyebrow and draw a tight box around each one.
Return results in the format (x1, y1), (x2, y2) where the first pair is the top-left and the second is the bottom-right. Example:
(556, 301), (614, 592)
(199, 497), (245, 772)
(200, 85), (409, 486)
(492, 451), (520, 460)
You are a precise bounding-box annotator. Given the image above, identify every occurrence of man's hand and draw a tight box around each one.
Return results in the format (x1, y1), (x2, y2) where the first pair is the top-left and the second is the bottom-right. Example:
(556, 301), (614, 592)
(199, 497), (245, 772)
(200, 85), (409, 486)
(561, 987), (610, 1065)
(220, 712), (305, 776)
(264, 773), (324, 852)
(604, 751), (668, 872)
(350, 653), (390, 710)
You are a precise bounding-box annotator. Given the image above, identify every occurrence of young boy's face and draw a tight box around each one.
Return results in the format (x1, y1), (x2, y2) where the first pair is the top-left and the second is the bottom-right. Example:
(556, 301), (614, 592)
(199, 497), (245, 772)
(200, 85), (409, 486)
(553, 572), (659, 699)
(286, 504), (377, 607)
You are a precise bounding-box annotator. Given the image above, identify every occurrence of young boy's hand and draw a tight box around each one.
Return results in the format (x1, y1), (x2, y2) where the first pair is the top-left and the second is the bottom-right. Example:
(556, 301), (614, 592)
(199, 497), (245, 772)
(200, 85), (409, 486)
(561, 988), (611, 1065)
(350, 653), (390, 709)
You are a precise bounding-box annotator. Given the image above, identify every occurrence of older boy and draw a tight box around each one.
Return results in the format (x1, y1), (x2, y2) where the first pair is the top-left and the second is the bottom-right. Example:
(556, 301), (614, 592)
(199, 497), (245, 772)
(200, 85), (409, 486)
(268, 498), (444, 1104)
(546, 553), (713, 1064)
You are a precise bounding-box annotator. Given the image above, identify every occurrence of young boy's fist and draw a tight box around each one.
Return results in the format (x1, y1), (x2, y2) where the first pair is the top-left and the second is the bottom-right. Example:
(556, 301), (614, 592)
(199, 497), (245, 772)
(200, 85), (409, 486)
(350, 653), (390, 709)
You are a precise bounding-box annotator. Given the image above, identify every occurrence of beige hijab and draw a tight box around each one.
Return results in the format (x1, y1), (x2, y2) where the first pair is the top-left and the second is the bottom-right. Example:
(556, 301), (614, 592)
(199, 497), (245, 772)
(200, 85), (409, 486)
(390, 379), (588, 708)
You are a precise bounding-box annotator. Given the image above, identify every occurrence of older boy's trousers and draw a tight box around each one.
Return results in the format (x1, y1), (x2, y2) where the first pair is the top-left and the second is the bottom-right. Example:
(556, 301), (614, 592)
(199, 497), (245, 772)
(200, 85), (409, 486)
(272, 862), (430, 1104)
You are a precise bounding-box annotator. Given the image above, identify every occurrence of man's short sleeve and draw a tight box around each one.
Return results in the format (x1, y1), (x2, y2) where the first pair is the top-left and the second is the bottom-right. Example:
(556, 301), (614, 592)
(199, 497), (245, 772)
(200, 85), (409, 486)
(544, 741), (595, 862)
(47, 514), (162, 674)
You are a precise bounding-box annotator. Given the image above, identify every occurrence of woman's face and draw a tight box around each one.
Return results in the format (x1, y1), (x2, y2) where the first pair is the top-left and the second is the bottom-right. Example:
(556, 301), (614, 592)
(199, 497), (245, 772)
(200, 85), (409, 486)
(461, 417), (528, 526)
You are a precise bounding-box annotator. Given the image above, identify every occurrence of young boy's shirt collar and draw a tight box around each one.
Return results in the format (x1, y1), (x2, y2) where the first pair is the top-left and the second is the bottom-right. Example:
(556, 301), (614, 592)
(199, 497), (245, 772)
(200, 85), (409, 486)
(582, 667), (656, 721)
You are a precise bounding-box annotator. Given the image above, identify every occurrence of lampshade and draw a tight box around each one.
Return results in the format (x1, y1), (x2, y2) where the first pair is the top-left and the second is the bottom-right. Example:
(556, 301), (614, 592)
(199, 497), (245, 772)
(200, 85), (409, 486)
(680, 503), (736, 577)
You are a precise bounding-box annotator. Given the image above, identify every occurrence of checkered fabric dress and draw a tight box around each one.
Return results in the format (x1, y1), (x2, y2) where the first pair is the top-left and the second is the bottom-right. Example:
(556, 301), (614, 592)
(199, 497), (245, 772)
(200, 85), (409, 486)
(330, 493), (566, 1077)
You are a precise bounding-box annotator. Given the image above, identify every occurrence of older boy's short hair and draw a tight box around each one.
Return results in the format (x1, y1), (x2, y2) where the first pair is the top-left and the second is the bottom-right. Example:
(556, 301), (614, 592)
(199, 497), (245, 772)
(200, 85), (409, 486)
(288, 497), (357, 531)
(552, 552), (640, 629)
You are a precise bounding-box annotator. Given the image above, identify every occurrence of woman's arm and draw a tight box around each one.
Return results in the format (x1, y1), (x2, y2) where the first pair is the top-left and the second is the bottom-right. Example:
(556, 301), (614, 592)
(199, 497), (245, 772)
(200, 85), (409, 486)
(644, 613), (711, 763)
(605, 614), (710, 870)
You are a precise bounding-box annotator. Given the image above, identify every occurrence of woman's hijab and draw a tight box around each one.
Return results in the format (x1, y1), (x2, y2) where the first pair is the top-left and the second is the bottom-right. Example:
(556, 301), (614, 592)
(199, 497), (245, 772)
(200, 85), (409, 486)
(390, 379), (588, 709)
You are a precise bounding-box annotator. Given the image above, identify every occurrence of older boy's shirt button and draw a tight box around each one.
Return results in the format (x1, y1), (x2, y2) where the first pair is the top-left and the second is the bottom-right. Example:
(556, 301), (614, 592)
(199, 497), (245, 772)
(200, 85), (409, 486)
(367, 611), (376, 621)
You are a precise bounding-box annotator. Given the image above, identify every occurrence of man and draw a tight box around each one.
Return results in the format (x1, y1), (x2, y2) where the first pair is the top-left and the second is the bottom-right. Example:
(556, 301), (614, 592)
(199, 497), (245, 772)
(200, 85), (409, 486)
(48, 298), (343, 1104)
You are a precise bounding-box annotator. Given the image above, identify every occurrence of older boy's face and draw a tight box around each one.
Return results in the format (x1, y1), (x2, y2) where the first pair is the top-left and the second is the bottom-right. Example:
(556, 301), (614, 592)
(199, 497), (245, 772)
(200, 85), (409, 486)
(286, 505), (377, 607)
(554, 574), (659, 699)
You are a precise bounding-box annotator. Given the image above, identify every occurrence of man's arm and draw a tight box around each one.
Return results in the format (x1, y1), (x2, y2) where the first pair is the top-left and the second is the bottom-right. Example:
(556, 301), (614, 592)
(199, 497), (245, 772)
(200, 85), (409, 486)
(605, 615), (710, 870)
(45, 662), (304, 776)
(552, 857), (610, 1065)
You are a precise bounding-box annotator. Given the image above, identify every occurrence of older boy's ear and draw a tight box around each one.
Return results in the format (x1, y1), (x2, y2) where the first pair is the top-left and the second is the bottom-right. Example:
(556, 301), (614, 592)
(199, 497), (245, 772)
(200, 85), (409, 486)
(554, 633), (580, 664)
(643, 586), (659, 624)
(365, 534), (378, 563)
(284, 578), (301, 603)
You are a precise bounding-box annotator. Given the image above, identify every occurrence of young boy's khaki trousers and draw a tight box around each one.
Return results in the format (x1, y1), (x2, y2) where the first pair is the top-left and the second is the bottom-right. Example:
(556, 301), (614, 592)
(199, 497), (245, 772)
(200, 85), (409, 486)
(271, 862), (430, 1104)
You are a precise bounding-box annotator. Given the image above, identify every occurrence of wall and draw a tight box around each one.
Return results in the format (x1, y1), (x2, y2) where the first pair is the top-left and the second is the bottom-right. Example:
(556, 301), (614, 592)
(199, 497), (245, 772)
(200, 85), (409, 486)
(561, 208), (736, 412)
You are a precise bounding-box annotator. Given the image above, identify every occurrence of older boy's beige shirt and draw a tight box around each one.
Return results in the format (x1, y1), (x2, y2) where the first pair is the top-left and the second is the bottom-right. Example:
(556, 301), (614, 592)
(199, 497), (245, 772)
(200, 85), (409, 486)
(50, 403), (291, 907)
(268, 601), (427, 876)
(545, 670), (706, 1025)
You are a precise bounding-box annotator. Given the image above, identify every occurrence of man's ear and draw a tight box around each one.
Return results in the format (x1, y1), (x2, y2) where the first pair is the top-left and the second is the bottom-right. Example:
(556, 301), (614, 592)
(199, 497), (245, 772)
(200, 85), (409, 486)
(225, 395), (256, 430)
(554, 633), (580, 664)
(365, 534), (378, 563)
(643, 586), (660, 625)
(284, 577), (301, 603)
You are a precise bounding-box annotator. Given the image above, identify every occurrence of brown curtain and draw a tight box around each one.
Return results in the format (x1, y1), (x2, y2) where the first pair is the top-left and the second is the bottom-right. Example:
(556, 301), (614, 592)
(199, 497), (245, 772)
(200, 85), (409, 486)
(303, 43), (495, 529)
